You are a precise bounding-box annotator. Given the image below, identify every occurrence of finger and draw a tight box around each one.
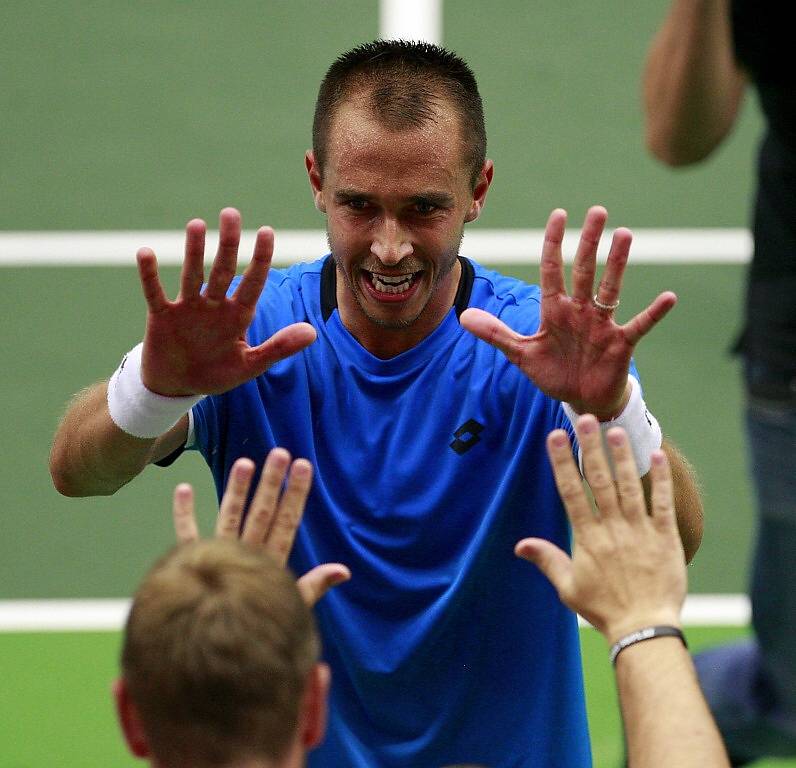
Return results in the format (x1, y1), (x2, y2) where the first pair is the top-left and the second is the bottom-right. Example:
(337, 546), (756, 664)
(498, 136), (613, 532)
(205, 207), (242, 302)
(233, 226), (273, 310)
(594, 226), (632, 310)
(296, 563), (351, 607)
(570, 206), (607, 302)
(241, 447), (292, 549)
(136, 248), (169, 313)
(179, 218), (206, 300)
(576, 415), (621, 517)
(172, 483), (199, 543)
(458, 308), (528, 366)
(649, 449), (677, 532)
(245, 322), (318, 376)
(622, 291), (677, 346)
(515, 538), (574, 599)
(605, 428), (646, 521)
(546, 429), (594, 531)
(216, 458), (256, 539)
(539, 208), (567, 300)
(263, 458), (313, 565)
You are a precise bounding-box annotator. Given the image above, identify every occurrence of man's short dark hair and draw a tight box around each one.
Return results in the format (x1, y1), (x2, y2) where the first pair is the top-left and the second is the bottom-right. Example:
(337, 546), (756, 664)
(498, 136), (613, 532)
(313, 40), (486, 187)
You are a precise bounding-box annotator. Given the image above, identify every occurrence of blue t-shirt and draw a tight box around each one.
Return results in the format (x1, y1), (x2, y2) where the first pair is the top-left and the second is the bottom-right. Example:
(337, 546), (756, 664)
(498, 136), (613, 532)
(191, 257), (593, 767)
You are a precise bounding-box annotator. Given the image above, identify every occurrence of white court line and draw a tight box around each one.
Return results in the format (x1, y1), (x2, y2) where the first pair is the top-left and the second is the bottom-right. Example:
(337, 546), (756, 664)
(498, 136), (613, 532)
(0, 228), (751, 266)
(578, 594), (751, 629)
(0, 599), (131, 632)
(0, 594), (750, 632)
(380, 0), (443, 44)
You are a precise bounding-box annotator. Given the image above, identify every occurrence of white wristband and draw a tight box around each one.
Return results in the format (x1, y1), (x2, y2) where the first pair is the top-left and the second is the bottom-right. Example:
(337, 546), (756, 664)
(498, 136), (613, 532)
(562, 375), (662, 476)
(107, 343), (203, 439)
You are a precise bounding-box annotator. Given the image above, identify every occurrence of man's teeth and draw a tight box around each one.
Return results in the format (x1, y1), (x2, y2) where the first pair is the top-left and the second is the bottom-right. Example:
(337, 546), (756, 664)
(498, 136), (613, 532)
(371, 272), (416, 294)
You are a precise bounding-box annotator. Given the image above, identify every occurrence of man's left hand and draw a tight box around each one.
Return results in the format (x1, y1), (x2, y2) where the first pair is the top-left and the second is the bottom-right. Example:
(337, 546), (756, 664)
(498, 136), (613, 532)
(460, 206), (677, 420)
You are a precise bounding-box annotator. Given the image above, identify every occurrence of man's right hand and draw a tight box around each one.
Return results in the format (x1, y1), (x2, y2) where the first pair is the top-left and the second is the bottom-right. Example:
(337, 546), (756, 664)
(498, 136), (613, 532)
(138, 207), (317, 397)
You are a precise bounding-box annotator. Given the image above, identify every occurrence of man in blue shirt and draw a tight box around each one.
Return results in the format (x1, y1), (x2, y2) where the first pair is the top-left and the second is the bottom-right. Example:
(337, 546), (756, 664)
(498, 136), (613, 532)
(52, 41), (703, 767)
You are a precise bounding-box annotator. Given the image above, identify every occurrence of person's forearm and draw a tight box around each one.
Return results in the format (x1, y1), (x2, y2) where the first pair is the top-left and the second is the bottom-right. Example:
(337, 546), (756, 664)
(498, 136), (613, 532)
(642, 440), (702, 562)
(49, 382), (183, 497)
(616, 637), (729, 767)
(643, 0), (746, 165)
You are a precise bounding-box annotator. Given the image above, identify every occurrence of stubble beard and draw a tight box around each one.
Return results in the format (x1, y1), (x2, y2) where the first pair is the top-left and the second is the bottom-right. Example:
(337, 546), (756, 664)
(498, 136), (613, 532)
(328, 228), (464, 331)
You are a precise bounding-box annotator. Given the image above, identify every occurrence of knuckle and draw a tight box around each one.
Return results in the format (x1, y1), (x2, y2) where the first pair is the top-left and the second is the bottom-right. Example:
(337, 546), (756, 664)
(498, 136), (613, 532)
(248, 506), (272, 525)
(557, 478), (584, 503)
(586, 469), (612, 491)
(619, 483), (643, 502)
(277, 510), (300, 529)
(220, 515), (240, 532)
(652, 499), (673, 517)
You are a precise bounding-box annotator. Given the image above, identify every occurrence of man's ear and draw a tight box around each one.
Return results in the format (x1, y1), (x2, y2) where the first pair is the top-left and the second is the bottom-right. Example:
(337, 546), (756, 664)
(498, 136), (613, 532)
(113, 678), (151, 759)
(299, 662), (331, 750)
(464, 160), (494, 223)
(305, 151), (326, 213)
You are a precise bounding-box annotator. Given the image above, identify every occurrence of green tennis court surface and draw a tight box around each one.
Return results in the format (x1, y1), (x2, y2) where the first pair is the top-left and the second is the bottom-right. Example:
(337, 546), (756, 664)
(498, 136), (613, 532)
(2, 627), (792, 767)
(0, 1), (763, 231)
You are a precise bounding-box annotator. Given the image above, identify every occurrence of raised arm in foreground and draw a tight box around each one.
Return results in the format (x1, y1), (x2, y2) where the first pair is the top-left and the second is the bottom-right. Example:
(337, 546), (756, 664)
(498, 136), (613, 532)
(49, 209), (316, 497)
(517, 416), (729, 768)
(172, 447), (350, 605)
(643, 0), (747, 166)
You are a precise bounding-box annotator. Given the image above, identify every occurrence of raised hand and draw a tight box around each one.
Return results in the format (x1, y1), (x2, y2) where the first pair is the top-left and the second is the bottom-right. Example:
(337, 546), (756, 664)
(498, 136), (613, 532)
(173, 448), (351, 606)
(460, 206), (677, 419)
(137, 208), (317, 397)
(516, 416), (686, 644)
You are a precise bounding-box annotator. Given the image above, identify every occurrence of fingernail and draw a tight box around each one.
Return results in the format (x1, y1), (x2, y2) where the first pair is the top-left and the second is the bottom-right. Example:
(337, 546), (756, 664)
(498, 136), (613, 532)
(551, 431), (568, 447)
(607, 430), (624, 446)
(579, 417), (596, 434)
(269, 447), (291, 467)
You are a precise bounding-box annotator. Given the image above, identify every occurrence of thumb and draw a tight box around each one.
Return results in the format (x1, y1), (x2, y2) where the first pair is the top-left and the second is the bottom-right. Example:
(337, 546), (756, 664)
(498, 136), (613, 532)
(515, 538), (573, 596)
(247, 322), (317, 374)
(459, 308), (524, 362)
(296, 563), (351, 607)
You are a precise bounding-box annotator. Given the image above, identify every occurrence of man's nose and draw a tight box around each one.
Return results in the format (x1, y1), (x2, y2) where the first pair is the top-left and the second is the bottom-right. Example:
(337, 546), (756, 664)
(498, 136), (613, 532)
(371, 218), (413, 264)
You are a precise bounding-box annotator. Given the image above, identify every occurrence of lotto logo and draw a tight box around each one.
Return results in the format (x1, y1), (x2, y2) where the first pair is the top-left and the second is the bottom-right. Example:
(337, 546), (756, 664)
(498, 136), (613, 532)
(449, 419), (484, 455)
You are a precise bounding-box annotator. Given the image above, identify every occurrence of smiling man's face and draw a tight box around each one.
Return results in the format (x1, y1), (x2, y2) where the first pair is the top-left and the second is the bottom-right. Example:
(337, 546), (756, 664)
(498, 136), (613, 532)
(306, 95), (492, 358)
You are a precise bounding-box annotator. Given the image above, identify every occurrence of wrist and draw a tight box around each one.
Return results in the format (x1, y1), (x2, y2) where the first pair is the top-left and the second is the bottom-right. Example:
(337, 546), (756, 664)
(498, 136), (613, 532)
(107, 343), (204, 438)
(608, 624), (687, 665)
(568, 380), (632, 422)
(604, 612), (683, 647)
(563, 375), (663, 476)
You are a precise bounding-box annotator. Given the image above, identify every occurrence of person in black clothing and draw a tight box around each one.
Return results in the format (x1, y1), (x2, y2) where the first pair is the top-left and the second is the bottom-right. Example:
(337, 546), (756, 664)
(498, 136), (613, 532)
(643, 1), (796, 763)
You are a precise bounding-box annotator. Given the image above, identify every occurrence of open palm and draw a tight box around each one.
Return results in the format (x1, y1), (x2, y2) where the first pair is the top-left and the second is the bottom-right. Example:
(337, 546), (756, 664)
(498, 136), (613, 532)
(137, 208), (317, 397)
(460, 207), (676, 419)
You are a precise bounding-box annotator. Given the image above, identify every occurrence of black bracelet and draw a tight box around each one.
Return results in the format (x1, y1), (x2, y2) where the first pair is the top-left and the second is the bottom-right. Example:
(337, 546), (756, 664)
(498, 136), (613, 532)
(610, 625), (687, 665)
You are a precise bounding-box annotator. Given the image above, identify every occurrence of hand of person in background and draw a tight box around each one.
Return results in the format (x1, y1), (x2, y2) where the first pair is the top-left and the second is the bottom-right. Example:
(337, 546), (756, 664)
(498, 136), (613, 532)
(172, 447), (350, 606)
(517, 414), (685, 641)
(460, 206), (677, 420)
(138, 207), (317, 397)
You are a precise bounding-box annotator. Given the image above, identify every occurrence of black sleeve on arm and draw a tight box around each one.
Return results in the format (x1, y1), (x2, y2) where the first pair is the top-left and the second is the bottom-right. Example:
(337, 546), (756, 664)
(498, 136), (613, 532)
(154, 444), (186, 467)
